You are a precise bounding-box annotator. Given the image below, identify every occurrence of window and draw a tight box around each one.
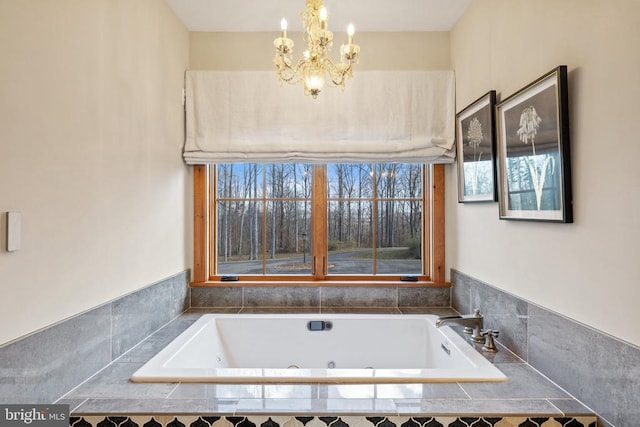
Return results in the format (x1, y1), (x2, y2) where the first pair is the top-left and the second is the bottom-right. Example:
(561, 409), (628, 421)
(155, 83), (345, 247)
(215, 163), (312, 276)
(193, 163), (445, 285)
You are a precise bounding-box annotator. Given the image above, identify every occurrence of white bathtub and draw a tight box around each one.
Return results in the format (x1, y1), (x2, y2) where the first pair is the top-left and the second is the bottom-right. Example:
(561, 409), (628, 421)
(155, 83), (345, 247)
(131, 314), (507, 384)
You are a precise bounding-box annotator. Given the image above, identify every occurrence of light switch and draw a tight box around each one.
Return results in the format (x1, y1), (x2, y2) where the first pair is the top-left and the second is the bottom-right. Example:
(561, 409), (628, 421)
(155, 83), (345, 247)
(6, 211), (21, 252)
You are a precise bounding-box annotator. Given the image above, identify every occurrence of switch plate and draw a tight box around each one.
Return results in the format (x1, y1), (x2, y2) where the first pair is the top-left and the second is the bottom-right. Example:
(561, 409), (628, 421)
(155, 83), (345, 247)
(6, 211), (21, 252)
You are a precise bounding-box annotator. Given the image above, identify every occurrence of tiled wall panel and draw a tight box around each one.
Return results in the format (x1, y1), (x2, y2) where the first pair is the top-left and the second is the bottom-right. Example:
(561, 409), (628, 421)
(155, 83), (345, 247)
(0, 270), (190, 403)
(191, 286), (242, 308)
(528, 304), (640, 427)
(451, 268), (640, 427)
(0, 304), (112, 404)
(191, 286), (451, 310)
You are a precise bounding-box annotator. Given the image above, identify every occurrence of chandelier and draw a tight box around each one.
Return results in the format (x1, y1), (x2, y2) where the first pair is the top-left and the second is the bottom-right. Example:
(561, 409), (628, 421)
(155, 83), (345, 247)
(273, 0), (360, 99)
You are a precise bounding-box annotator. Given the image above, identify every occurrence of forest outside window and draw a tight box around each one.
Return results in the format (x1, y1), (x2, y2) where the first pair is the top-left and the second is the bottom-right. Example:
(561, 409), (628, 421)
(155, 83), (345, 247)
(192, 163), (445, 285)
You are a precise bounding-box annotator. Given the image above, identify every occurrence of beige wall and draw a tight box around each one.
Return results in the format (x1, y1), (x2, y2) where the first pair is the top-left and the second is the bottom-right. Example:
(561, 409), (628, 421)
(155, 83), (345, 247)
(449, 0), (640, 346)
(190, 31), (450, 70)
(0, 1), (190, 345)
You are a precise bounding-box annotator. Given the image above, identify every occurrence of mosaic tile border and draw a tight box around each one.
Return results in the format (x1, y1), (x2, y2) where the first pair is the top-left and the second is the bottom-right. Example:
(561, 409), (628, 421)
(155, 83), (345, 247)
(70, 415), (597, 427)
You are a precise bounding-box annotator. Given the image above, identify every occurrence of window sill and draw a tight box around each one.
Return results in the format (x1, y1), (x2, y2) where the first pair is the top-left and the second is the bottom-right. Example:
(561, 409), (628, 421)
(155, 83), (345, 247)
(190, 280), (450, 288)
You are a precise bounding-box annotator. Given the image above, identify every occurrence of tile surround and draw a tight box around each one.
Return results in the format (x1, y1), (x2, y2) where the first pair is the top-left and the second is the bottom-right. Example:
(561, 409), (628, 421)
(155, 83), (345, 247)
(527, 305), (640, 427)
(191, 286), (243, 308)
(0, 304), (112, 404)
(451, 271), (528, 360)
(190, 286), (451, 310)
(112, 282), (174, 359)
(0, 270), (190, 404)
(451, 269), (640, 427)
(59, 306), (595, 425)
(244, 287), (321, 308)
(398, 287), (450, 308)
(0, 268), (609, 427)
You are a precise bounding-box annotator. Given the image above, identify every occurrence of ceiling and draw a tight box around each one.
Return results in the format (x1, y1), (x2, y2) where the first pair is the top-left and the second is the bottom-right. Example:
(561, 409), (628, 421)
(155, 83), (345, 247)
(165, 0), (471, 32)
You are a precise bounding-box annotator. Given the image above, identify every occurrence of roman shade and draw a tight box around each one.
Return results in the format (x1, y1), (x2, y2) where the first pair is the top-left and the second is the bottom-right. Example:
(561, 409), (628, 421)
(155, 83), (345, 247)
(183, 70), (455, 164)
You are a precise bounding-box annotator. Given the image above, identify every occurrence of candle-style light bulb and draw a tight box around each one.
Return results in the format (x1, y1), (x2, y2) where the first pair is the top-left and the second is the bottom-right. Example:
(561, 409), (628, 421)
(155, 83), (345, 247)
(319, 7), (327, 29)
(281, 17), (288, 39)
(319, 7), (328, 22)
(347, 23), (354, 44)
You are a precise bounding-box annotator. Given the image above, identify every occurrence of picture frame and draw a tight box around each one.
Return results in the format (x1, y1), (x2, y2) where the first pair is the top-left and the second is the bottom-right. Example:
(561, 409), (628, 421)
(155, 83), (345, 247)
(456, 91), (498, 203)
(496, 66), (573, 222)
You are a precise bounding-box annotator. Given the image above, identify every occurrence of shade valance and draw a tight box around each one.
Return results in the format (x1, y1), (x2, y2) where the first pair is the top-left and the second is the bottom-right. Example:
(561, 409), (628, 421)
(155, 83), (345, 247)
(183, 70), (455, 164)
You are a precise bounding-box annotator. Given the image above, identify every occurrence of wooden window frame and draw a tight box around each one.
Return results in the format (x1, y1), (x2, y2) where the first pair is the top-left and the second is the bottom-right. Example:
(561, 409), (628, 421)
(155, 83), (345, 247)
(191, 164), (446, 286)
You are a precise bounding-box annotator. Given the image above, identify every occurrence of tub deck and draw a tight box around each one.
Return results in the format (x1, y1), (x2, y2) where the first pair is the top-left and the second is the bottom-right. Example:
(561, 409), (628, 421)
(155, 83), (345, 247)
(60, 308), (596, 427)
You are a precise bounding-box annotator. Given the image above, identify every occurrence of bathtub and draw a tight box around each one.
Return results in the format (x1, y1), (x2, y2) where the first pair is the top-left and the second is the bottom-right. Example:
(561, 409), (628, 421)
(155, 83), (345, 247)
(131, 314), (507, 383)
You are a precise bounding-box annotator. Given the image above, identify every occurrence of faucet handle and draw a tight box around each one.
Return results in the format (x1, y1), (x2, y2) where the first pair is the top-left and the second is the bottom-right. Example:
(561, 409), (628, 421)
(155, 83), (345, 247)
(464, 309), (483, 335)
(481, 329), (499, 353)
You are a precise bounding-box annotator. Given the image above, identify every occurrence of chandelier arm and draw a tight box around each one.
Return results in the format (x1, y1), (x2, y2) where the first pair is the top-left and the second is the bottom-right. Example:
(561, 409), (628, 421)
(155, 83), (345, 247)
(274, 44), (300, 84)
(280, 56), (312, 86)
(321, 57), (353, 87)
(276, 54), (292, 71)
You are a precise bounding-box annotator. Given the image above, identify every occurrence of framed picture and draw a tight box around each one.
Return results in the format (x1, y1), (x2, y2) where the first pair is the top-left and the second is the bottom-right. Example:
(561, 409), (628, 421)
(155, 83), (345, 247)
(456, 91), (497, 202)
(496, 66), (573, 222)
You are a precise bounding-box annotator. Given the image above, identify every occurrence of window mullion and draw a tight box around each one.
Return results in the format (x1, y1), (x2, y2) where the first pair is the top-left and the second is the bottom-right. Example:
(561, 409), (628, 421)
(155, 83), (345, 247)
(371, 163), (377, 275)
(262, 167), (268, 275)
(311, 166), (328, 279)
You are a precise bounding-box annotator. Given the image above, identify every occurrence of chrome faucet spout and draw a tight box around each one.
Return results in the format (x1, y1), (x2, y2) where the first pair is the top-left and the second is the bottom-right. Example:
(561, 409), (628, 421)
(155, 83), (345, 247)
(434, 315), (463, 327)
(435, 309), (485, 343)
